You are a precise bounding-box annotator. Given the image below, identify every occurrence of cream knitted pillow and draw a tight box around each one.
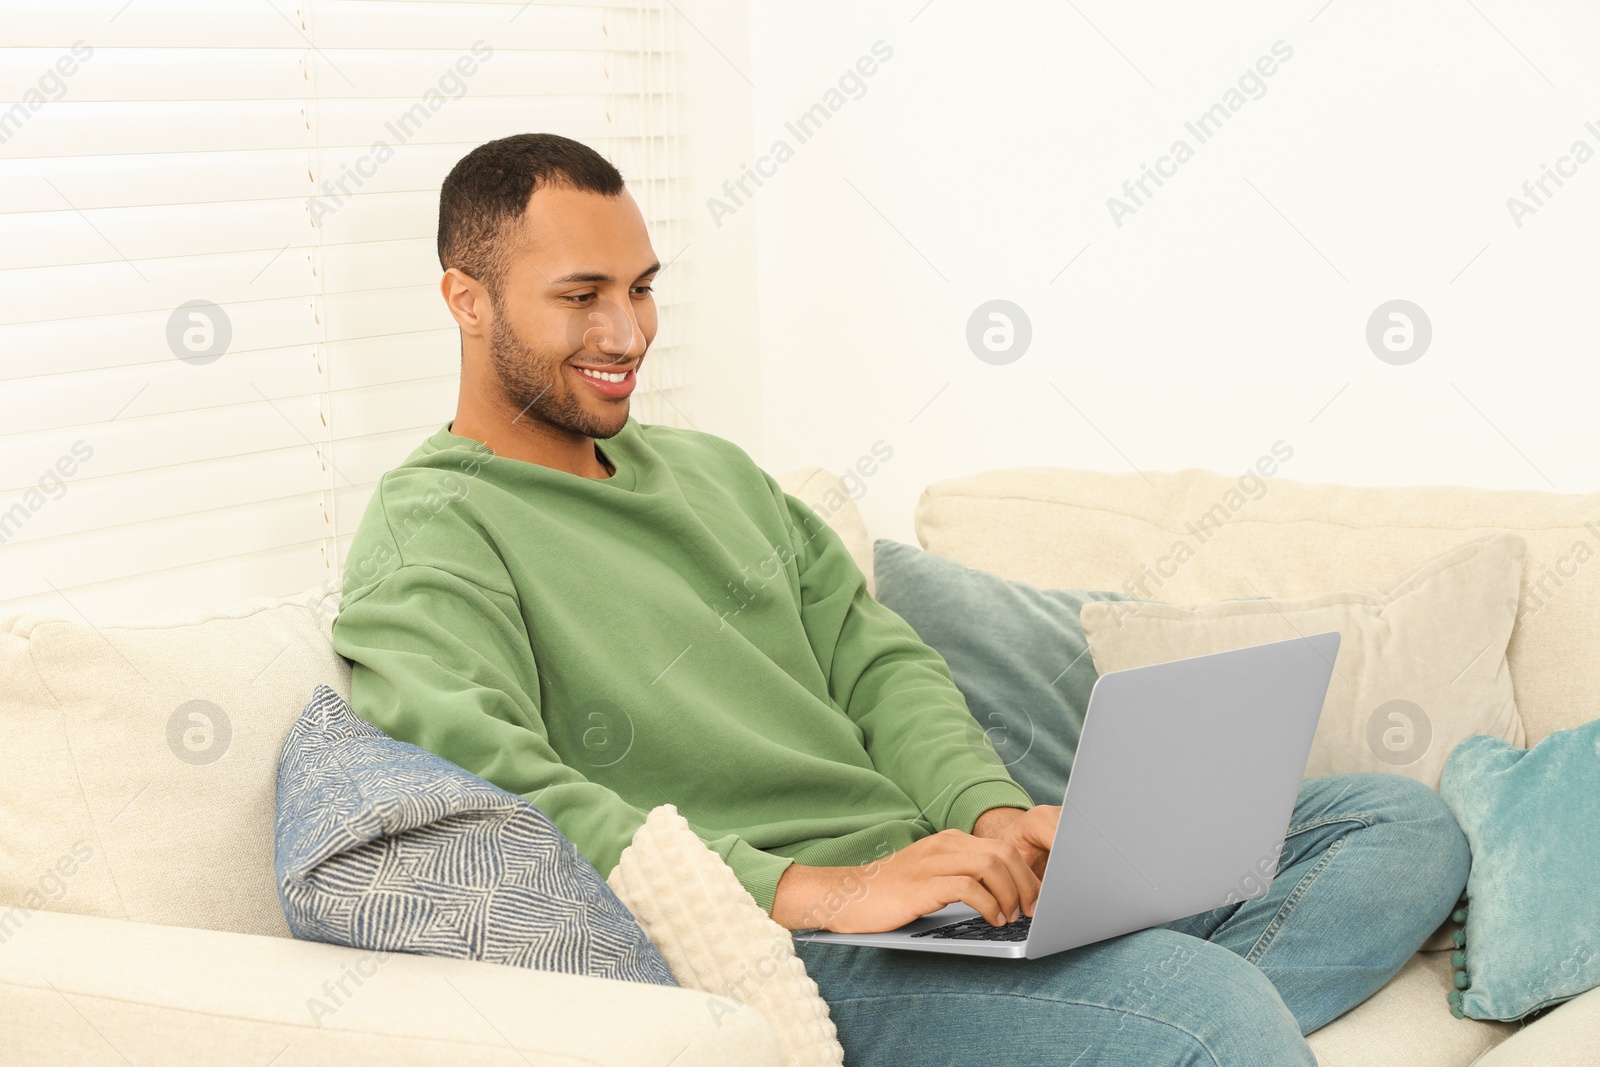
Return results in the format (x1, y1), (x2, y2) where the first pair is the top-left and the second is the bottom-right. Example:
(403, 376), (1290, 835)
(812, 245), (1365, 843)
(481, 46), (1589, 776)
(608, 805), (843, 1067)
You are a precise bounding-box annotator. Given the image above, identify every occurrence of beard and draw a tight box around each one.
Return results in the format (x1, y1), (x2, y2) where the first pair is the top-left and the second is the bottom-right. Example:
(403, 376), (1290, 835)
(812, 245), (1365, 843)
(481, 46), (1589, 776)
(488, 315), (629, 440)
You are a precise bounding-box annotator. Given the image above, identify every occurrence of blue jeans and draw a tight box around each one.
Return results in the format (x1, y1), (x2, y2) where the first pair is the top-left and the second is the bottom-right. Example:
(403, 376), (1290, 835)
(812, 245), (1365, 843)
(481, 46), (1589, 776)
(793, 773), (1470, 1066)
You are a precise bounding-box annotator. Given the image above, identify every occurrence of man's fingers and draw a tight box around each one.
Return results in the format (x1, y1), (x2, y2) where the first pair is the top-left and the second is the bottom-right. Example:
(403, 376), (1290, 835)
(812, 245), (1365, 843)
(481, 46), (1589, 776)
(936, 876), (1004, 927)
(1018, 808), (1059, 887)
(967, 836), (1041, 919)
(991, 839), (1041, 917)
(915, 829), (1047, 925)
(971, 846), (1030, 922)
(998, 844), (1049, 921)
(945, 840), (1037, 924)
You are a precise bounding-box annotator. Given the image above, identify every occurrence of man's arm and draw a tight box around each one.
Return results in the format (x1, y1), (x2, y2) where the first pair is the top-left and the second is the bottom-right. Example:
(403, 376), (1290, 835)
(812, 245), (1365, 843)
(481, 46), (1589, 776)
(777, 487), (1036, 831)
(332, 562), (796, 908)
(750, 486), (1056, 930)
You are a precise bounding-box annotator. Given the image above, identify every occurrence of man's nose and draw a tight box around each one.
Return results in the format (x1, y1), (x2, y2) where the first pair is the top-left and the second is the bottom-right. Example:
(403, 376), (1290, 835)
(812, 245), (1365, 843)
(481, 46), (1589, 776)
(582, 297), (644, 360)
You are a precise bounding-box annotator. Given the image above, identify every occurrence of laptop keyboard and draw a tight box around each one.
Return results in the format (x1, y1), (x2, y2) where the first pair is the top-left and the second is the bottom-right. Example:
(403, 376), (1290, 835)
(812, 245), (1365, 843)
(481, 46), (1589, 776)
(909, 914), (1033, 942)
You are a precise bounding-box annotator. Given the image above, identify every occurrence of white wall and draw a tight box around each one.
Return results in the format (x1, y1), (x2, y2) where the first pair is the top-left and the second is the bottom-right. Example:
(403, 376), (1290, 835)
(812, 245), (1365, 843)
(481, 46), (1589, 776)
(725, 0), (1600, 545)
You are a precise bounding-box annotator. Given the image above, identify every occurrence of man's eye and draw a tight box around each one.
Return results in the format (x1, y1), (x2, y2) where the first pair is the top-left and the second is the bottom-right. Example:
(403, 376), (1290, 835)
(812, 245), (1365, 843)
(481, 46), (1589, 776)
(565, 293), (596, 305)
(632, 285), (655, 296)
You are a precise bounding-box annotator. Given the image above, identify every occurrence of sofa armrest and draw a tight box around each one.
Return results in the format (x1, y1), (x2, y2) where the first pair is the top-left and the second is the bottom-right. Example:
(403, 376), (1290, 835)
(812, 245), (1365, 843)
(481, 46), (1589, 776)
(0, 910), (779, 1066)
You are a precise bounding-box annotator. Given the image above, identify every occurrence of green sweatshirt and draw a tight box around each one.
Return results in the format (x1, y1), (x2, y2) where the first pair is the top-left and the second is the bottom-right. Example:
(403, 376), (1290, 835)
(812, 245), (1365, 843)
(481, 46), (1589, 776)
(331, 417), (1033, 912)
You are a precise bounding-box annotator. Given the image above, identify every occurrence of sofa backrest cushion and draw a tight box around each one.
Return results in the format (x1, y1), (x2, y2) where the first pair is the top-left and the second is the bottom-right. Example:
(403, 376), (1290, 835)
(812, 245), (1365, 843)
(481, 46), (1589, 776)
(1082, 533), (1527, 788)
(0, 589), (348, 938)
(915, 467), (1600, 744)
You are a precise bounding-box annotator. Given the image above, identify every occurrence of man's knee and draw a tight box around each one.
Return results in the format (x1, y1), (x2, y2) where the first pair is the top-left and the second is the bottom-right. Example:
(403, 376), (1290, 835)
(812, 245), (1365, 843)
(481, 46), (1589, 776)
(1318, 772), (1470, 896)
(1094, 931), (1314, 1065)
(1359, 774), (1468, 866)
(1395, 775), (1471, 898)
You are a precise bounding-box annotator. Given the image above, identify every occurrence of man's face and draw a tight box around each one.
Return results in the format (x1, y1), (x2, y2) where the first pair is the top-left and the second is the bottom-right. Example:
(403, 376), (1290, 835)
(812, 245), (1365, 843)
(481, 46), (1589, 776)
(486, 184), (659, 440)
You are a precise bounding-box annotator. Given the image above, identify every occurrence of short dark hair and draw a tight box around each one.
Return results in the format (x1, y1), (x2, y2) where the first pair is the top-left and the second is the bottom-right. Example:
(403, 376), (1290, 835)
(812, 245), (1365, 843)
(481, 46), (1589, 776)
(437, 133), (625, 297)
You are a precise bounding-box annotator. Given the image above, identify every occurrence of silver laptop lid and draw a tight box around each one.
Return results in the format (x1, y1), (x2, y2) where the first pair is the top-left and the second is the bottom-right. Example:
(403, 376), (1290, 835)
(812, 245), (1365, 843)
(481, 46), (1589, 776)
(1024, 631), (1340, 958)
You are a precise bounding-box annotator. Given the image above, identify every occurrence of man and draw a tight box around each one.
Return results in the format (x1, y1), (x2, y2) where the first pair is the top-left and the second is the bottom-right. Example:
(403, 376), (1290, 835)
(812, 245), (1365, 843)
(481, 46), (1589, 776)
(333, 133), (1470, 1066)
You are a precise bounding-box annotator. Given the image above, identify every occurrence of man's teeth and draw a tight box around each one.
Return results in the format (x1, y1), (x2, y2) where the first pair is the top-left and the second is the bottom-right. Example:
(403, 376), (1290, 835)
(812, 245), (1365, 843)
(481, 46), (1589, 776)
(577, 367), (628, 383)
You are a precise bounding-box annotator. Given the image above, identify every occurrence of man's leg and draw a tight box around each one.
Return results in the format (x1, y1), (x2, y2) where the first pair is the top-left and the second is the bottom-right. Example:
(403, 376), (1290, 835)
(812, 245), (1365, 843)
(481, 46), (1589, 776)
(795, 927), (1316, 1066)
(1158, 771), (1471, 1034)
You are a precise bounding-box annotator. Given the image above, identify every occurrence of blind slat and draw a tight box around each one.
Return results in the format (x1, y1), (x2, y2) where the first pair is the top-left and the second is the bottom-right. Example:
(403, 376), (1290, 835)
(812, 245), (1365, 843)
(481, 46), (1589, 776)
(0, 297), (319, 377)
(0, 247), (316, 322)
(1, 101), (315, 159)
(1, 448), (332, 542)
(0, 493), (331, 600)
(0, 345), (324, 440)
(0, 543), (333, 628)
(0, 150), (315, 213)
(0, 399), (327, 485)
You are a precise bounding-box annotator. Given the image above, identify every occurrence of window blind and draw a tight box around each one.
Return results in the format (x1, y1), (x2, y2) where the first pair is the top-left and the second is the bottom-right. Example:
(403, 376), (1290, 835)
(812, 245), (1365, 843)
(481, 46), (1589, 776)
(0, 0), (691, 623)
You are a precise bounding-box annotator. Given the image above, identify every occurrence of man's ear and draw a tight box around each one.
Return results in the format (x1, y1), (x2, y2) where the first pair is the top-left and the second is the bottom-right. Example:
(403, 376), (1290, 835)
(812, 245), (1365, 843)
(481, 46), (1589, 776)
(441, 267), (492, 340)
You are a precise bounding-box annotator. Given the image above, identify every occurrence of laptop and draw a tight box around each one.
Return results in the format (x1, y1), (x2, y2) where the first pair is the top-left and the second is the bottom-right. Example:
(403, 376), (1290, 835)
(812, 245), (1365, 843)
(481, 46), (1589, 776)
(794, 631), (1341, 959)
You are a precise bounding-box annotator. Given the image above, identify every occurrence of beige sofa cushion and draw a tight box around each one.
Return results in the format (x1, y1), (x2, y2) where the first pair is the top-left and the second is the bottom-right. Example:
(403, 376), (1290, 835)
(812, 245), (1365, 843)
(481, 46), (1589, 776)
(916, 467), (1600, 743)
(0, 589), (348, 938)
(775, 467), (875, 595)
(1469, 985), (1600, 1066)
(1305, 949), (1516, 1067)
(1080, 534), (1526, 787)
(0, 909), (779, 1066)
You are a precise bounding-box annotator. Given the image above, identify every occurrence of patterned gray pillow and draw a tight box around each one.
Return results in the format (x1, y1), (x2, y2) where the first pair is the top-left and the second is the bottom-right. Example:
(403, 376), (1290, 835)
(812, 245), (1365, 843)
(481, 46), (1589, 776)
(274, 685), (674, 985)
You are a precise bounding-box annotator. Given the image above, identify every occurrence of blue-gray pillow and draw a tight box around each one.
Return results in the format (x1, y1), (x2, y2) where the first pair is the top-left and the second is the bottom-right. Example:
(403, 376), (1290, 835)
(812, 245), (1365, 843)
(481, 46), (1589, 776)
(274, 685), (674, 986)
(1439, 716), (1600, 1020)
(871, 539), (1135, 806)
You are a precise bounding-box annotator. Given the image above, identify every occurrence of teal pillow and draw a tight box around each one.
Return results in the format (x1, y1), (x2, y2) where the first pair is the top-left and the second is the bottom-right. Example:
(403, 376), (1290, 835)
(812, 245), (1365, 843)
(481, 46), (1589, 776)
(871, 539), (1134, 806)
(1438, 717), (1600, 1020)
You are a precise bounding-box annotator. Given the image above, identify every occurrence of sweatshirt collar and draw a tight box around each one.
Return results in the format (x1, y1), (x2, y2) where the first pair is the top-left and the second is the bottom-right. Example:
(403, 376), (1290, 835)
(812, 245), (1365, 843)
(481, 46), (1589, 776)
(430, 418), (640, 492)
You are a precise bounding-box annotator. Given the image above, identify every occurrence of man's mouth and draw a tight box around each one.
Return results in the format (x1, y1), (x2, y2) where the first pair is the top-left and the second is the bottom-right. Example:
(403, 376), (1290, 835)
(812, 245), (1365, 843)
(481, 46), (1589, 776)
(575, 365), (630, 383)
(570, 362), (638, 399)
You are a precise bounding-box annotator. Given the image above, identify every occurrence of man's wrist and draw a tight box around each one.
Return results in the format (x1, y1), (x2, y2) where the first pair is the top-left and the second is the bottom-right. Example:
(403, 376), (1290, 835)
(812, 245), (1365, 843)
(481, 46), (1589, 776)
(771, 862), (849, 930)
(971, 805), (1029, 840)
(770, 863), (813, 929)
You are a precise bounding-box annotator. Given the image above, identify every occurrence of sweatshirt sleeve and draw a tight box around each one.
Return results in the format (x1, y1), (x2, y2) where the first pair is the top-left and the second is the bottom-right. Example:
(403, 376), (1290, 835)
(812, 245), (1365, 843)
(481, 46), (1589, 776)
(332, 561), (795, 910)
(778, 488), (1036, 832)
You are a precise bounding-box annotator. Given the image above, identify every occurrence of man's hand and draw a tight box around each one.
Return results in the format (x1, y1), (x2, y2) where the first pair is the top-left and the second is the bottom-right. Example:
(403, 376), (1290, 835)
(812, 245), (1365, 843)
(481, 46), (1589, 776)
(769, 828), (1042, 934)
(972, 804), (1059, 879)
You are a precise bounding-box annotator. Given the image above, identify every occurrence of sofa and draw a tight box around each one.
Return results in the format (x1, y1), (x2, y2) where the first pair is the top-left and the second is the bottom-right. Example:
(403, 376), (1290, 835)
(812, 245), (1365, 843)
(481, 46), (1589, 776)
(3, 461), (1598, 1066)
